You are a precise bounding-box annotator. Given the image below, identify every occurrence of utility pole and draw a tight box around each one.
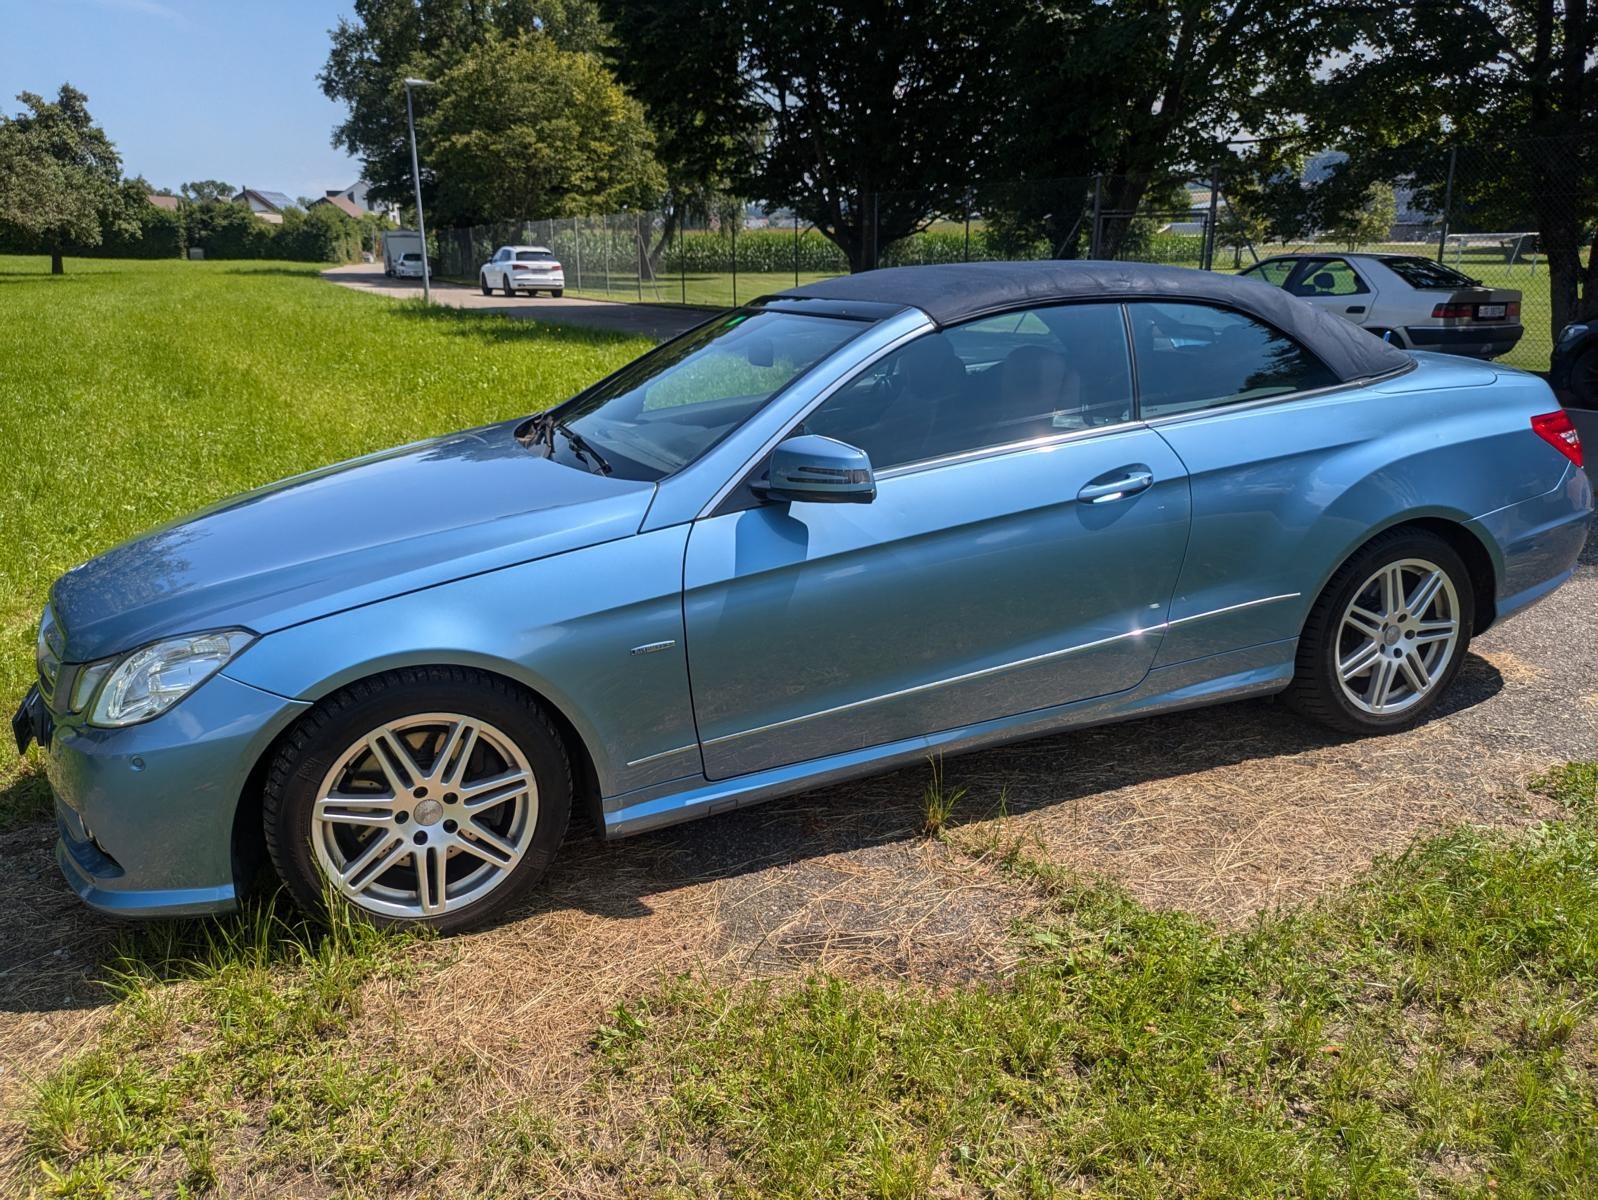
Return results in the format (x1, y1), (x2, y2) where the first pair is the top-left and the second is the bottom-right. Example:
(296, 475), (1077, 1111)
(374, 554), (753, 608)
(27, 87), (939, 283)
(403, 77), (437, 303)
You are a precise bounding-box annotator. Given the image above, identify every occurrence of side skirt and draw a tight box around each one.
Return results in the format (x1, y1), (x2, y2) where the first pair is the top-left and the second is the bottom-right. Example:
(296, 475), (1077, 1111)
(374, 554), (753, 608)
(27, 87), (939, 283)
(602, 638), (1297, 840)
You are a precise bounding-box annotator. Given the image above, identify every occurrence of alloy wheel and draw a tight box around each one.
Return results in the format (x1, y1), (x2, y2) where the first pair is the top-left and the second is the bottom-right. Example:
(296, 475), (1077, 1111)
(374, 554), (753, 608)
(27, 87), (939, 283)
(311, 712), (538, 919)
(1335, 557), (1461, 716)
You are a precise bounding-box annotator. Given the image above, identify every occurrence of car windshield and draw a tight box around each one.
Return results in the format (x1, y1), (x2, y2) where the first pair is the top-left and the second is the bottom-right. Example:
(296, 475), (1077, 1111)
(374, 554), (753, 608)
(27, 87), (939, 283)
(537, 309), (869, 482)
(400, 253), (421, 262)
(1381, 256), (1479, 289)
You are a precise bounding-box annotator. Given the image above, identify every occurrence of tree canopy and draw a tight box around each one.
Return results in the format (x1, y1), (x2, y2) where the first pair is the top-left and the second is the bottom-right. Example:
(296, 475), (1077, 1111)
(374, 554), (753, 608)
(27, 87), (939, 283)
(0, 84), (133, 273)
(423, 34), (662, 225)
(320, 0), (611, 217)
(1298, 0), (1597, 325)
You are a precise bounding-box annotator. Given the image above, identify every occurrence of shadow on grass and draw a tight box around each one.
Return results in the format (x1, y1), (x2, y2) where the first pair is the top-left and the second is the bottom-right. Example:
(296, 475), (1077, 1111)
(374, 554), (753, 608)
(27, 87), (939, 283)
(218, 265), (330, 278)
(386, 296), (652, 349)
(0, 652), (1507, 1007)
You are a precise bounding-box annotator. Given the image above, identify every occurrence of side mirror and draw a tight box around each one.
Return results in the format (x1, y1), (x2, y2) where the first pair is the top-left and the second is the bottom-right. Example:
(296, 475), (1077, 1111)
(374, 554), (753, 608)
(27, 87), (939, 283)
(755, 434), (876, 504)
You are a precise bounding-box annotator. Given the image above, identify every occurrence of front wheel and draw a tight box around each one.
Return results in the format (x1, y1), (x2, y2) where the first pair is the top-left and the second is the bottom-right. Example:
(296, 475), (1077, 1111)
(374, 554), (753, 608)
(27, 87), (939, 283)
(480, 274), (491, 296)
(263, 667), (572, 933)
(1285, 530), (1473, 735)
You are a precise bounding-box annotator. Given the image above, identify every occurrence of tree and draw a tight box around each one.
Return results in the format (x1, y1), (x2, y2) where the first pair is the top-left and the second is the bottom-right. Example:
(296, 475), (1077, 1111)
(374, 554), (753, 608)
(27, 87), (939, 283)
(0, 84), (131, 273)
(180, 179), (235, 204)
(1326, 182), (1396, 250)
(603, 0), (1001, 272)
(320, 0), (608, 212)
(424, 34), (662, 225)
(979, 1), (1326, 261)
(1301, 0), (1597, 329)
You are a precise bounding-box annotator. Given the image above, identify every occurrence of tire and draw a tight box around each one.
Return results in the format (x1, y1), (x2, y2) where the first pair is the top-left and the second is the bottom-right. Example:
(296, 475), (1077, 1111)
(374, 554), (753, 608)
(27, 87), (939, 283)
(551, 289), (564, 298)
(263, 666), (572, 934)
(503, 273), (515, 297)
(1284, 528), (1474, 735)
(480, 274), (491, 296)
(1569, 345), (1598, 410)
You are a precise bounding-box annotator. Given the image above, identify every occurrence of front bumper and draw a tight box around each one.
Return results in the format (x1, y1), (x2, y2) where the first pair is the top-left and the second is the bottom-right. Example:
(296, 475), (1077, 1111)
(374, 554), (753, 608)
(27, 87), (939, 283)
(27, 672), (309, 918)
(1404, 323), (1524, 359)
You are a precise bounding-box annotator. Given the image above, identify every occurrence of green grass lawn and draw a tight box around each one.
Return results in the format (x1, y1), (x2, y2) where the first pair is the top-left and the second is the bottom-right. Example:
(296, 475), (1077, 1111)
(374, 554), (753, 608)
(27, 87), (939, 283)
(0, 255), (651, 815)
(19, 766), (1598, 1197)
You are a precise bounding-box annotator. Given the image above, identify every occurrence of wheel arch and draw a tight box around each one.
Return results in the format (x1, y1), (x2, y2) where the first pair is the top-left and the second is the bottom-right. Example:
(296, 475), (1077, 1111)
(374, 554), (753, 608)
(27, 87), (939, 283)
(1308, 513), (1499, 639)
(230, 659), (605, 899)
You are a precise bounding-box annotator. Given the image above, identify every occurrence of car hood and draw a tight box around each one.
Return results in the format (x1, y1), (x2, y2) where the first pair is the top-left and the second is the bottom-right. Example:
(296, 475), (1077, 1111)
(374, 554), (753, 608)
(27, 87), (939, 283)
(50, 419), (656, 663)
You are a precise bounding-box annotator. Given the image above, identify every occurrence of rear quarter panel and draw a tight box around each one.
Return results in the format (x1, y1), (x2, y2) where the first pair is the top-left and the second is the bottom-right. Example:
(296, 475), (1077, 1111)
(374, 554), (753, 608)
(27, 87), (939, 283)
(1150, 355), (1575, 666)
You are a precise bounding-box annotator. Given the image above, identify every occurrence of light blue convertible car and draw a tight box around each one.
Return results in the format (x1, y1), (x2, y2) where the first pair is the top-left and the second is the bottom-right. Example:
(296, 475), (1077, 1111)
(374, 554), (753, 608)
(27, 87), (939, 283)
(16, 262), (1591, 932)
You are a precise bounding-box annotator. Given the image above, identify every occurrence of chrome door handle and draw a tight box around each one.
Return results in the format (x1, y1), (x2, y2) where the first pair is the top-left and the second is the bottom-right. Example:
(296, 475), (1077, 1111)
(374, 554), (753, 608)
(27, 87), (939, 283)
(1077, 469), (1154, 504)
(1346, 305), (1366, 314)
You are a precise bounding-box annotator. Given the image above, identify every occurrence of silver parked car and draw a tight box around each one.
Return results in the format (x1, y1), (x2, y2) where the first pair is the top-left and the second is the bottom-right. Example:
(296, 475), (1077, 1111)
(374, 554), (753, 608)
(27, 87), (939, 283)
(1239, 253), (1522, 359)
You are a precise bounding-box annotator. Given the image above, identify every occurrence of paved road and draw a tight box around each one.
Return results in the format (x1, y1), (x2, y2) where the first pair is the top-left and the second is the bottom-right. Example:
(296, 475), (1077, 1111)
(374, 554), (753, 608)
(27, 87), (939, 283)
(321, 264), (714, 341)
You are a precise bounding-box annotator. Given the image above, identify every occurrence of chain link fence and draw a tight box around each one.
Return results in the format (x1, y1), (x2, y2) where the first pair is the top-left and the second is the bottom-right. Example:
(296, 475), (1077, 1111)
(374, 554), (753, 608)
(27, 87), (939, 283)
(437, 138), (1591, 373)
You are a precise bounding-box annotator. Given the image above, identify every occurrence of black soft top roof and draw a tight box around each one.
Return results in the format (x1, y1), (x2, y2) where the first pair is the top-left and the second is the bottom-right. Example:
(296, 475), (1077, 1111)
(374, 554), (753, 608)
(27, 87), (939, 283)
(775, 260), (1411, 383)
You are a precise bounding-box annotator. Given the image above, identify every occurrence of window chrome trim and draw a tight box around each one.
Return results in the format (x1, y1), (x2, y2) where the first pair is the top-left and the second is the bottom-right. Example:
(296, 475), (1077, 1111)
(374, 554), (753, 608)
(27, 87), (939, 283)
(1138, 362), (1414, 428)
(701, 593), (1301, 748)
(873, 418), (1147, 481)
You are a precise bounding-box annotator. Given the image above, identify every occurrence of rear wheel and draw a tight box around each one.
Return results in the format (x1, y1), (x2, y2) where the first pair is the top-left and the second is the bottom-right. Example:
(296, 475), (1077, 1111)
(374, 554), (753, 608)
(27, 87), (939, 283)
(502, 273), (515, 297)
(1285, 529), (1473, 734)
(263, 667), (571, 933)
(551, 288), (564, 298)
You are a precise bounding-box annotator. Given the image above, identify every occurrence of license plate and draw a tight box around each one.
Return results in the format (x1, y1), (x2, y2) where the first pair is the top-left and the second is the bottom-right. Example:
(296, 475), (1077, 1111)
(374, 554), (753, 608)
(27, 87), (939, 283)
(1477, 304), (1506, 319)
(12, 686), (50, 754)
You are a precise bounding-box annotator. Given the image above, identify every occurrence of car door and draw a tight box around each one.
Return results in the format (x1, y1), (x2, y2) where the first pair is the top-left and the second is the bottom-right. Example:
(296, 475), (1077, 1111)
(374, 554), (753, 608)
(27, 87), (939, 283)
(1125, 299), (1347, 667)
(492, 248), (509, 286)
(1285, 258), (1372, 326)
(682, 302), (1192, 780)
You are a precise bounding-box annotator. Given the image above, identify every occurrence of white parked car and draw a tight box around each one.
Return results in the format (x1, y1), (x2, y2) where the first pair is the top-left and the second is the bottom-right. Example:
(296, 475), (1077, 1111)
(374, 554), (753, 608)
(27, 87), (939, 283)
(392, 251), (428, 280)
(1237, 252), (1522, 359)
(480, 245), (566, 298)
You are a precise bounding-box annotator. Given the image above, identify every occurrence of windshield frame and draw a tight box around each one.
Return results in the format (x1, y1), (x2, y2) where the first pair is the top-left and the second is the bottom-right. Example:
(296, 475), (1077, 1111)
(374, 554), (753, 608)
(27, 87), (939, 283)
(520, 303), (886, 483)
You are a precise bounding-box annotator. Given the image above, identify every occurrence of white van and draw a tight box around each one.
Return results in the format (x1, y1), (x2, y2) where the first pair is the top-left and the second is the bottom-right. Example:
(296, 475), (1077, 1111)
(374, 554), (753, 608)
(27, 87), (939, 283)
(382, 230), (424, 278)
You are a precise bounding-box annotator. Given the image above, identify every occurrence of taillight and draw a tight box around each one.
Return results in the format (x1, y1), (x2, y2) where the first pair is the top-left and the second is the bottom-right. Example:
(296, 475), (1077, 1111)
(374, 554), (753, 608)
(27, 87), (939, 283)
(1506, 302), (1521, 318)
(1531, 410), (1583, 468)
(1432, 303), (1474, 319)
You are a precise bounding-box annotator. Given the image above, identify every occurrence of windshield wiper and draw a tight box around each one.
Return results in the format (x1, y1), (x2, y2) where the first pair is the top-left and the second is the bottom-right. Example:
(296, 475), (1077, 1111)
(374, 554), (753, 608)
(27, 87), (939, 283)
(554, 420), (612, 475)
(523, 413), (612, 475)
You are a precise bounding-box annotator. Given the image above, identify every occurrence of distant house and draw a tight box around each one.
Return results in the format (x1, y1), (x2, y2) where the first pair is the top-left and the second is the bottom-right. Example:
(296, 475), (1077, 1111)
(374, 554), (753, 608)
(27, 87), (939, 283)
(232, 188), (296, 224)
(317, 181), (394, 220)
(146, 194), (180, 212)
(309, 192), (366, 220)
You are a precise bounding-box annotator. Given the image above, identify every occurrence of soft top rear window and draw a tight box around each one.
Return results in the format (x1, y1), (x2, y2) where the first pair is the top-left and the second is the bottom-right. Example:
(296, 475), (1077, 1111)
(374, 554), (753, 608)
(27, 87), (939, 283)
(1381, 256), (1478, 289)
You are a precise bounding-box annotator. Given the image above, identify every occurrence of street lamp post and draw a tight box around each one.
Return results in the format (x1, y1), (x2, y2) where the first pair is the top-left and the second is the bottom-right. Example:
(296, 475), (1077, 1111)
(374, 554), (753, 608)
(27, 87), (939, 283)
(403, 77), (437, 303)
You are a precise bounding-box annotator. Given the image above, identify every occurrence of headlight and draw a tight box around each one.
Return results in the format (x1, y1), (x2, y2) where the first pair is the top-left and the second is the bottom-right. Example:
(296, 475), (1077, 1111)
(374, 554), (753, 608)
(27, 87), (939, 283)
(84, 629), (255, 727)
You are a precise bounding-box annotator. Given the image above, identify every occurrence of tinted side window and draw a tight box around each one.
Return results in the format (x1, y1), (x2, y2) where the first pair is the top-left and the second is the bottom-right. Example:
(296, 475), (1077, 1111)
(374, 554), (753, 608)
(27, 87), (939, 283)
(1288, 259), (1367, 297)
(803, 303), (1134, 470)
(1128, 302), (1338, 418)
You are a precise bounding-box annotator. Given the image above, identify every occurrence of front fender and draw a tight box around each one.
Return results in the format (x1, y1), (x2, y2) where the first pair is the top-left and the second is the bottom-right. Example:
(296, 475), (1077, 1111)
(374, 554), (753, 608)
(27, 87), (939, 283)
(222, 528), (698, 797)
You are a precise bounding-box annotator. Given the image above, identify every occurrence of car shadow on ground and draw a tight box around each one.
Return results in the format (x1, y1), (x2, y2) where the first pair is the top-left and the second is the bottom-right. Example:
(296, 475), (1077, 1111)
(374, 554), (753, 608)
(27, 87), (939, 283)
(0, 651), (1507, 1017)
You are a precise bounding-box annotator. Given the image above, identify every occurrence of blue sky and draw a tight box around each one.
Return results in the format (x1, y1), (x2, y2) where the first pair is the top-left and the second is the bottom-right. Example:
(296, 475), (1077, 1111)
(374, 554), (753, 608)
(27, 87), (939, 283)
(0, 0), (361, 201)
